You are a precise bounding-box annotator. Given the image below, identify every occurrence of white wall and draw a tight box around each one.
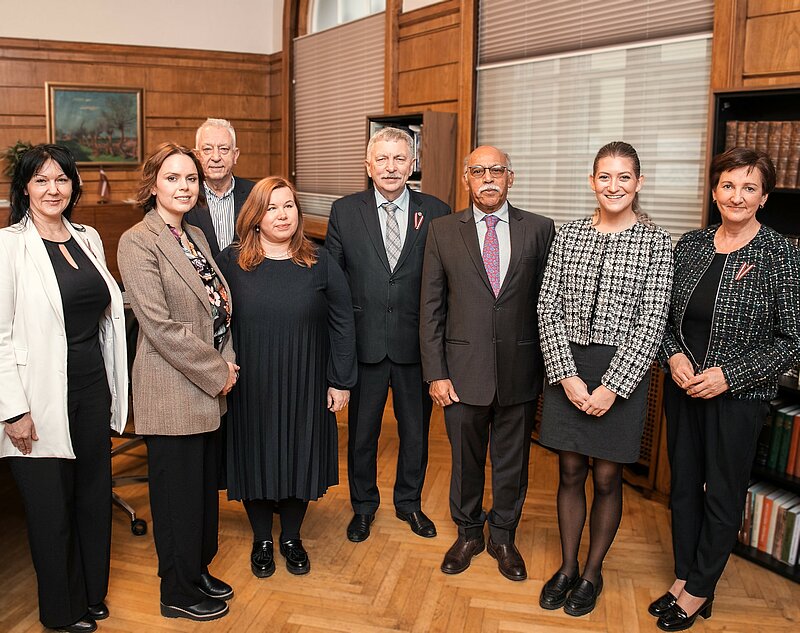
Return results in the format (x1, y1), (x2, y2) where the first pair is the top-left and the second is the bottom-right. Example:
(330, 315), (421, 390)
(0, 0), (284, 55)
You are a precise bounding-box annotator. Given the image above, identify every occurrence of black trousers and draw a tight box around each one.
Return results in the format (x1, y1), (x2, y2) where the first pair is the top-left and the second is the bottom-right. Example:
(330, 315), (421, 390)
(443, 397), (535, 544)
(145, 432), (219, 607)
(347, 358), (433, 514)
(664, 380), (767, 596)
(9, 377), (112, 628)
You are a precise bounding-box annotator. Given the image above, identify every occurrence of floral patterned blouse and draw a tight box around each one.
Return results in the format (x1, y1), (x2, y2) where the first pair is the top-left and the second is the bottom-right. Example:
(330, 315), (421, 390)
(168, 224), (230, 350)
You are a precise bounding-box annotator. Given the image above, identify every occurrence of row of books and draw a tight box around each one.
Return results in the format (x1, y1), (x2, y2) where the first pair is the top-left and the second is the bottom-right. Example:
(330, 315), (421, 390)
(738, 481), (800, 567)
(723, 120), (800, 188)
(755, 400), (800, 477)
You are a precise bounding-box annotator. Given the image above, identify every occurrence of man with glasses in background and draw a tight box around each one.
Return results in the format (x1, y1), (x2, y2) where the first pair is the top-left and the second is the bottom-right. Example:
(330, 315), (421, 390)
(420, 145), (555, 581)
(186, 118), (255, 258)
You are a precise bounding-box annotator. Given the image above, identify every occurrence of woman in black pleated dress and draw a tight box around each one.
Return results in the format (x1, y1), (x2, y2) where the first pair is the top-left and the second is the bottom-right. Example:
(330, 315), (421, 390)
(217, 176), (357, 578)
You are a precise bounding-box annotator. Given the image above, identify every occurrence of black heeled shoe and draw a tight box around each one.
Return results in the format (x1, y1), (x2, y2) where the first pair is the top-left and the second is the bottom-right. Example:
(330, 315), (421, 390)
(648, 591), (677, 617)
(656, 598), (713, 631)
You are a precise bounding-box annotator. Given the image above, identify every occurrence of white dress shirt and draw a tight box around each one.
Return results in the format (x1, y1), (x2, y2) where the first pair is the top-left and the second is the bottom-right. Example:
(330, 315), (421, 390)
(473, 202), (511, 286)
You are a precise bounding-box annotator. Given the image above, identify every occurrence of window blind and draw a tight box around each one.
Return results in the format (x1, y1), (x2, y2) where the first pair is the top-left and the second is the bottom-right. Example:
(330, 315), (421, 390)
(479, 0), (714, 65)
(476, 36), (712, 240)
(294, 13), (385, 216)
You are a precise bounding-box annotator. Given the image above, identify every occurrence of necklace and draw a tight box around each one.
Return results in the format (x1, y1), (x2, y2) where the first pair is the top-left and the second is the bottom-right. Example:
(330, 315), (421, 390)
(264, 250), (290, 260)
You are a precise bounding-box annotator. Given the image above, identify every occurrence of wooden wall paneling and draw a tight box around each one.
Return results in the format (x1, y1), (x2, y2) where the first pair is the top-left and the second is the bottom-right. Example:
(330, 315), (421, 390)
(0, 37), (275, 206)
(455, 0), (477, 211)
(747, 0), (800, 16)
(743, 11), (800, 77)
(710, 0), (748, 89)
(281, 2), (298, 181)
(385, 0), (402, 111)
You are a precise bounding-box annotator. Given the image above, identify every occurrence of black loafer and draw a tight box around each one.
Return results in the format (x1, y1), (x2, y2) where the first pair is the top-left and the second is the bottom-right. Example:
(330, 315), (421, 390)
(160, 598), (229, 621)
(657, 598), (713, 631)
(396, 509), (437, 538)
(539, 571), (579, 609)
(279, 539), (310, 575)
(251, 540), (276, 578)
(56, 619), (97, 633)
(196, 572), (233, 600)
(564, 575), (603, 617)
(648, 591), (677, 617)
(347, 513), (374, 542)
(87, 601), (109, 620)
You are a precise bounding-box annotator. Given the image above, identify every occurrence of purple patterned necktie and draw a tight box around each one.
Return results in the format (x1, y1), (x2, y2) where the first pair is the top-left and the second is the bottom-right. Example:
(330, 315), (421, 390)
(482, 214), (501, 296)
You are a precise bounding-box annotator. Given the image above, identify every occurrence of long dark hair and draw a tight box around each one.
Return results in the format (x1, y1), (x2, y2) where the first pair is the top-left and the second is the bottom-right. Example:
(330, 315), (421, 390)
(9, 144), (82, 226)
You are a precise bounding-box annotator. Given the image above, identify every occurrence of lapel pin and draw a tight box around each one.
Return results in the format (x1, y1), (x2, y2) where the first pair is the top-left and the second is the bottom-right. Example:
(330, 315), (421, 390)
(414, 211), (424, 230)
(735, 261), (755, 281)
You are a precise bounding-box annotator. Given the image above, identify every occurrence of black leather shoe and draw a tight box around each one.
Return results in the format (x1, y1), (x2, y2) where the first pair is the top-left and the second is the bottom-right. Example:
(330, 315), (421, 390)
(55, 619), (97, 633)
(539, 571), (579, 609)
(487, 538), (527, 581)
(87, 601), (109, 620)
(347, 513), (375, 542)
(440, 535), (485, 574)
(648, 591), (678, 617)
(396, 509), (437, 538)
(251, 540), (276, 578)
(196, 572), (233, 600)
(160, 598), (229, 621)
(657, 598), (713, 631)
(279, 539), (310, 575)
(564, 575), (603, 617)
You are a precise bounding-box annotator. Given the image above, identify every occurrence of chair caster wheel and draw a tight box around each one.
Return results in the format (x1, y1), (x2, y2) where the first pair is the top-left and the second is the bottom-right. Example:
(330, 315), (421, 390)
(131, 518), (147, 536)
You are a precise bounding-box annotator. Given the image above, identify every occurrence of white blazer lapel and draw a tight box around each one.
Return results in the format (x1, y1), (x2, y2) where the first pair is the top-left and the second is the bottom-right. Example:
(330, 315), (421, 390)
(22, 220), (65, 329)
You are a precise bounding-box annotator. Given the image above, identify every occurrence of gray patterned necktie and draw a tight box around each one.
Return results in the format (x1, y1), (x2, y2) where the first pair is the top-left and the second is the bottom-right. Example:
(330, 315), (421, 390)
(383, 202), (401, 271)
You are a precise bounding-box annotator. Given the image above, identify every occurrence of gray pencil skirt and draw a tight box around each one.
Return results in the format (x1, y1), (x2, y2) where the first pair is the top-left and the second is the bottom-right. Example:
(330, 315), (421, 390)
(539, 343), (649, 463)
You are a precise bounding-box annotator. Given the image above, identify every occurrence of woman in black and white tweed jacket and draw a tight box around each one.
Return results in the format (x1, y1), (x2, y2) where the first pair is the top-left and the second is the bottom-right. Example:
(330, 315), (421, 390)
(537, 142), (673, 617)
(650, 148), (800, 632)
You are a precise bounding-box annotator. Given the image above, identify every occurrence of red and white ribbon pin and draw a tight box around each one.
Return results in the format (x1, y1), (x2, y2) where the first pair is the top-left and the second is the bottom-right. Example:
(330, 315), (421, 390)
(735, 261), (755, 281)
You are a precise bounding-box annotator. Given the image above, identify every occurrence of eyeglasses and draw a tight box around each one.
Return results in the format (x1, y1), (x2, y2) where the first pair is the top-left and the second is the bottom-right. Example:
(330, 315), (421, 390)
(467, 165), (510, 178)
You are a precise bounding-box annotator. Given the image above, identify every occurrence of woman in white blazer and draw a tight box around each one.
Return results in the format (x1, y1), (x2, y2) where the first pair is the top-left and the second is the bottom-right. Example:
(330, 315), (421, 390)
(0, 145), (127, 633)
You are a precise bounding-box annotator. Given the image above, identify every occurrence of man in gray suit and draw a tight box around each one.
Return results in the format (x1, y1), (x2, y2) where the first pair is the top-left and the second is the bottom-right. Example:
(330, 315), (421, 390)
(327, 127), (450, 543)
(420, 145), (554, 580)
(185, 118), (255, 258)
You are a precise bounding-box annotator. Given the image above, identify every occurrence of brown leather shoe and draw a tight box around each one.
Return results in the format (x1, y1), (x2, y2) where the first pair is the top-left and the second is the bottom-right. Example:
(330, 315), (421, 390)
(440, 535), (485, 574)
(487, 538), (527, 581)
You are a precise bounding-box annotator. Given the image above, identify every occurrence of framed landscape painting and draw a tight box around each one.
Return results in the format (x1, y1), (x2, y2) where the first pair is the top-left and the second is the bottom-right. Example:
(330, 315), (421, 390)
(46, 83), (143, 166)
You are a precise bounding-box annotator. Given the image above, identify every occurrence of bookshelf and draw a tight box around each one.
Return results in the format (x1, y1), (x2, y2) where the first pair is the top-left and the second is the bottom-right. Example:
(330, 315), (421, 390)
(710, 87), (800, 584)
(366, 111), (457, 210)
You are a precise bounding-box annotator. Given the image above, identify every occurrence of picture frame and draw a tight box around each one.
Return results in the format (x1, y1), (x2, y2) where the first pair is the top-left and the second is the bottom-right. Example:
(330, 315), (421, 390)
(46, 83), (144, 166)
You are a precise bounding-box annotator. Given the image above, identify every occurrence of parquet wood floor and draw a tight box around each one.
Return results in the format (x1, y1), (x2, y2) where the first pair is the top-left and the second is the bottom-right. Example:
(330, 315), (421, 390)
(1, 399), (798, 632)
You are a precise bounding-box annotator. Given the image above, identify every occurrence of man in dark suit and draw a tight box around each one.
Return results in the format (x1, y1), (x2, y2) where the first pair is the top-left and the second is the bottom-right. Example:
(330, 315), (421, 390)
(327, 127), (451, 543)
(185, 118), (255, 258)
(420, 145), (555, 581)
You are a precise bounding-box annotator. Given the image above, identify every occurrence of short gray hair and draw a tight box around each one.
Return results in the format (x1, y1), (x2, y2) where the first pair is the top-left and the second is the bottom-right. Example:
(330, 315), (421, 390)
(463, 149), (513, 174)
(366, 126), (414, 161)
(195, 118), (237, 149)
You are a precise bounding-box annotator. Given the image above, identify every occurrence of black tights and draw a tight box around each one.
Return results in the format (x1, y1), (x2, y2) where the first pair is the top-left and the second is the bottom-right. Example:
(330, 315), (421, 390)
(556, 451), (623, 585)
(243, 498), (309, 543)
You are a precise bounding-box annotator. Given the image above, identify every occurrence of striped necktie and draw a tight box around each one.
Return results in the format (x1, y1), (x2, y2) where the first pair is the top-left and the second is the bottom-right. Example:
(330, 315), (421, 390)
(383, 202), (402, 271)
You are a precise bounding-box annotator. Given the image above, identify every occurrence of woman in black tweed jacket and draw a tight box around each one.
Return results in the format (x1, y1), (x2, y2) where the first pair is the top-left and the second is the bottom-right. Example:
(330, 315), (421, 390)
(652, 148), (800, 631)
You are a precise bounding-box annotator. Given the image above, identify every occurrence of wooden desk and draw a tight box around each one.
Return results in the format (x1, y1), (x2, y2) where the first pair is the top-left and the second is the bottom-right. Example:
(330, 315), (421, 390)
(1, 202), (142, 282)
